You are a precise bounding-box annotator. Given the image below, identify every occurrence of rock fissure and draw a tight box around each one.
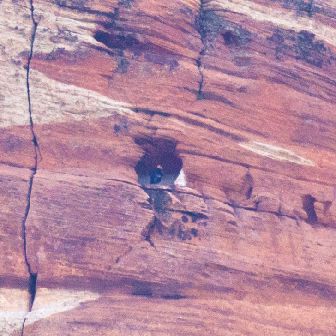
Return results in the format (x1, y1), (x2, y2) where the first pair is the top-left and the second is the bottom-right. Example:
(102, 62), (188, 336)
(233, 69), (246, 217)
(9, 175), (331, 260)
(21, 0), (39, 334)
(196, 0), (206, 99)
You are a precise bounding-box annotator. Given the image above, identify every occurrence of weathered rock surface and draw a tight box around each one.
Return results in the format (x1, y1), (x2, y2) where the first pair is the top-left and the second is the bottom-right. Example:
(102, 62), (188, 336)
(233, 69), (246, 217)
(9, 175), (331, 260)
(1, 0), (336, 335)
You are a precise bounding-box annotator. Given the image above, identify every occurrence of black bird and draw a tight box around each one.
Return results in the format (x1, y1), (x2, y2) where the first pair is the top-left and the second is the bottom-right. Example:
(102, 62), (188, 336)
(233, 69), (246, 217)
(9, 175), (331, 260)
(150, 166), (163, 184)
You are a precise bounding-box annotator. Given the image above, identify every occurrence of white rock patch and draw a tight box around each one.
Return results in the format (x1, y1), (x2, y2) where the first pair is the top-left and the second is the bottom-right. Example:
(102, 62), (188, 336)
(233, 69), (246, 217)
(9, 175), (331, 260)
(26, 288), (100, 326)
(0, 288), (100, 335)
(175, 169), (187, 187)
(214, 0), (336, 47)
(239, 141), (314, 166)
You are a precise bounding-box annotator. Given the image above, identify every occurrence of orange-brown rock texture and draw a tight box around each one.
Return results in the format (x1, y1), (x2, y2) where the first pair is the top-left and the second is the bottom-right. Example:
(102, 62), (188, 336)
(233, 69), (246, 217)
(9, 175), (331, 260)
(1, 0), (336, 335)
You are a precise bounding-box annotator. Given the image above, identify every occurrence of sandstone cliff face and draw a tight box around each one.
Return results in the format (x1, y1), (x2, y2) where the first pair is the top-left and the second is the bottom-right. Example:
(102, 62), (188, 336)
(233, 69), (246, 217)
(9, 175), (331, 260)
(1, 0), (336, 335)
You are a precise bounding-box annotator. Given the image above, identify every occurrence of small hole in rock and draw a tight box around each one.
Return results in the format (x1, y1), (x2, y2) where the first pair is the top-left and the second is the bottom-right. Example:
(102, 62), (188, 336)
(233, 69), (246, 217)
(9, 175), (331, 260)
(302, 194), (318, 224)
(181, 215), (189, 223)
(190, 228), (198, 237)
(114, 124), (121, 134)
(223, 31), (236, 45)
(135, 137), (183, 186)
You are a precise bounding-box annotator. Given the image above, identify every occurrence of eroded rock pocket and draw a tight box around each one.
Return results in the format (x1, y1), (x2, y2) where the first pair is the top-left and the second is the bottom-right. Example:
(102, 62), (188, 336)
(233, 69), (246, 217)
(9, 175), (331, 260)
(135, 137), (183, 187)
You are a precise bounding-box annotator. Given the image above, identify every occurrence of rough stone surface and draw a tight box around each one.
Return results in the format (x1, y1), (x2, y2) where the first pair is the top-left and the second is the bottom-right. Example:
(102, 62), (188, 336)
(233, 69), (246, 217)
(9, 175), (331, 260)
(1, 0), (336, 335)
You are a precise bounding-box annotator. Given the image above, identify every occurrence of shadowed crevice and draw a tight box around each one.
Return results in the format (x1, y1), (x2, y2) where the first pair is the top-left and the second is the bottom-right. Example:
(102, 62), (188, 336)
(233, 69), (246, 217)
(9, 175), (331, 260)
(22, 0), (40, 334)
(195, 0), (206, 99)
(302, 194), (318, 224)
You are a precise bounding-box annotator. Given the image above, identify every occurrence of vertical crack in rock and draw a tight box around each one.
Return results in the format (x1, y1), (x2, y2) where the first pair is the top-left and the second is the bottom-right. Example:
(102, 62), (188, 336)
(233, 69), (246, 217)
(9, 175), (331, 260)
(22, 0), (39, 334)
(196, 0), (206, 100)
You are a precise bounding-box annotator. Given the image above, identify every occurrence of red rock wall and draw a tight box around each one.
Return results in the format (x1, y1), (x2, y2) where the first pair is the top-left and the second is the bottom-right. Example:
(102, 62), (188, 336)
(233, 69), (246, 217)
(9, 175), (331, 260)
(1, 0), (336, 335)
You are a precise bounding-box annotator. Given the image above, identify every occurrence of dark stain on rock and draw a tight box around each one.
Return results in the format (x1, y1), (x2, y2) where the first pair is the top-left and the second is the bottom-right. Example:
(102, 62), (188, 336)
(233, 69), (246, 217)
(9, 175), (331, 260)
(223, 31), (238, 45)
(116, 56), (130, 73)
(196, 9), (252, 49)
(116, 116), (129, 134)
(45, 48), (67, 61)
(55, 0), (89, 9)
(161, 294), (186, 300)
(118, 0), (134, 8)
(222, 28), (251, 47)
(276, 275), (336, 301)
(201, 91), (236, 107)
(269, 29), (286, 45)
(36, 47), (89, 65)
(268, 29), (287, 61)
(147, 190), (172, 215)
(94, 30), (180, 69)
(296, 30), (328, 67)
(142, 192), (206, 244)
(187, 211), (208, 223)
(94, 30), (139, 51)
(177, 225), (192, 241)
(142, 216), (164, 247)
(133, 108), (170, 117)
(268, 28), (334, 68)
(131, 281), (153, 297)
(196, 10), (224, 47)
(94, 4), (180, 70)
(113, 124), (121, 134)
(168, 221), (199, 241)
(277, 0), (315, 17)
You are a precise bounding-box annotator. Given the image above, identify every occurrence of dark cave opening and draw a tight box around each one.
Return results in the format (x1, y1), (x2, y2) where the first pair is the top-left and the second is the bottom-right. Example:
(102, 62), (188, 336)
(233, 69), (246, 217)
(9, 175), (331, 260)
(135, 137), (183, 186)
